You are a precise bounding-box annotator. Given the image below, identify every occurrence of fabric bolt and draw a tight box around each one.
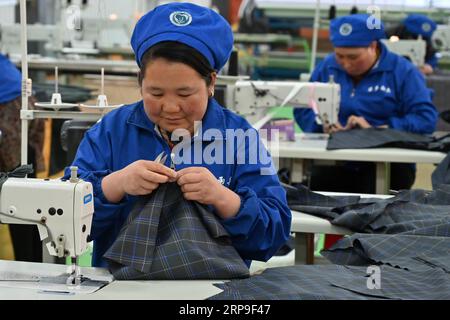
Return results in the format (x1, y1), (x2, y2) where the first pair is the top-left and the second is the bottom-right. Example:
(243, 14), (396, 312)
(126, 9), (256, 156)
(326, 127), (450, 152)
(104, 182), (249, 280)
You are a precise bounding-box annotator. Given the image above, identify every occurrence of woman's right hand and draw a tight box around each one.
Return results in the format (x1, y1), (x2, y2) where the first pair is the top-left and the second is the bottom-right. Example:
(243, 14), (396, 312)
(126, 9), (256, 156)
(323, 121), (344, 134)
(119, 160), (177, 195)
(101, 160), (177, 202)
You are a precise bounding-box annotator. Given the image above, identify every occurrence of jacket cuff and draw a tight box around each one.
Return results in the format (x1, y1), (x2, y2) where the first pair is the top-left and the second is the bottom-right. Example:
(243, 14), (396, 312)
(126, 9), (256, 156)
(89, 170), (129, 206)
(221, 186), (259, 237)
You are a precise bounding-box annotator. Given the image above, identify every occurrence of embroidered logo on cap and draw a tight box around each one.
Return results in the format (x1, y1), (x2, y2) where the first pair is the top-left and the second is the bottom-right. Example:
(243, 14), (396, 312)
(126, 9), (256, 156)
(170, 11), (192, 26)
(421, 22), (431, 33)
(339, 23), (353, 36)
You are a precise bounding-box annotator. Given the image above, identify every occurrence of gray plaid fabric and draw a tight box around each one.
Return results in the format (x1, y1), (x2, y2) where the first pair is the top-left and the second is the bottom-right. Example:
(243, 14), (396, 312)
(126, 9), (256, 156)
(285, 183), (376, 220)
(278, 183), (450, 300)
(326, 127), (450, 152)
(330, 265), (450, 300)
(432, 152), (450, 189)
(210, 265), (383, 300)
(104, 182), (249, 280)
(322, 233), (450, 273)
(210, 264), (450, 300)
(286, 184), (450, 235)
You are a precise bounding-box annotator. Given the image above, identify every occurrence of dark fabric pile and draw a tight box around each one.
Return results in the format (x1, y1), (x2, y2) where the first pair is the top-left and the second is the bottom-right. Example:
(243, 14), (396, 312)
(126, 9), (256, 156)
(326, 127), (450, 152)
(210, 160), (450, 300)
(104, 182), (249, 280)
(210, 264), (450, 300)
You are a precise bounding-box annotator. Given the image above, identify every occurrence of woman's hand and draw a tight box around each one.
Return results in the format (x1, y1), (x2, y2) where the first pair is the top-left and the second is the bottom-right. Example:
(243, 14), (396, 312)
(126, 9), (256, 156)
(420, 64), (433, 75)
(323, 121), (345, 133)
(344, 115), (372, 130)
(176, 167), (241, 219)
(102, 160), (177, 202)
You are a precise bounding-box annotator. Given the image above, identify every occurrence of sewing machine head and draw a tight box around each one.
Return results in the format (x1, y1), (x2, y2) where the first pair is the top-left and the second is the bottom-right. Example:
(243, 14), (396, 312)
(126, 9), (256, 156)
(228, 79), (340, 127)
(381, 37), (426, 67)
(0, 168), (94, 260)
(432, 24), (450, 52)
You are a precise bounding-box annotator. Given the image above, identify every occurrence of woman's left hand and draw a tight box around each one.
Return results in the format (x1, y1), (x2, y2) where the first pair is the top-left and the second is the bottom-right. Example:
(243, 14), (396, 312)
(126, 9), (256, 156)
(345, 115), (372, 130)
(176, 167), (241, 218)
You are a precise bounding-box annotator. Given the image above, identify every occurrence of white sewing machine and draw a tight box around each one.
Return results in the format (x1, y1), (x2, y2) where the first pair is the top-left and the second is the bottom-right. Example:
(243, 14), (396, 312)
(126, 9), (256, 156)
(0, 167), (94, 285)
(381, 37), (426, 67)
(432, 24), (450, 53)
(225, 79), (340, 129)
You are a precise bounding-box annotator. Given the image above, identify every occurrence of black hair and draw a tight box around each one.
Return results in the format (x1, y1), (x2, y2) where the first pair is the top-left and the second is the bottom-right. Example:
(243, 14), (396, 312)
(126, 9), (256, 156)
(138, 41), (215, 86)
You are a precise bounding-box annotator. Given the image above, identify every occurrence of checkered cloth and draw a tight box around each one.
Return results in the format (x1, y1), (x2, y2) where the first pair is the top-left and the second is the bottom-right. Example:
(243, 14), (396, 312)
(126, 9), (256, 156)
(326, 127), (450, 152)
(322, 233), (450, 273)
(277, 183), (450, 300)
(432, 152), (450, 189)
(104, 183), (249, 280)
(210, 264), (450, 300)
(286, 183), (450, 235)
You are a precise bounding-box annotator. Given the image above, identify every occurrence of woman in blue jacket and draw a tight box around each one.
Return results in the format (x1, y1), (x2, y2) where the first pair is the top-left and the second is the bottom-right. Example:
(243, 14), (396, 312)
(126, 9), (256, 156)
(66, 2), (291, 268)
(294, 14), (437, 193)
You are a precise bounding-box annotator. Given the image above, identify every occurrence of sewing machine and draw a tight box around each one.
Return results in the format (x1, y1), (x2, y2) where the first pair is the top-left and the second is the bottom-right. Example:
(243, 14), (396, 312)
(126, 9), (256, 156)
(0, 167), (94, 285)
(432, 24), (450, 52)
(225, 79), (340, 129)
(0, 24), (65, 57)
(381, 37), (426, 67)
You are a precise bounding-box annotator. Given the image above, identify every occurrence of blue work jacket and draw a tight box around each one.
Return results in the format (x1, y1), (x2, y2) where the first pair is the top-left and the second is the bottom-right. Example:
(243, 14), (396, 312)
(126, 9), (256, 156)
(294, 42), (437, 134)
(65, 99), (291, 267)
(0, 54), (21, 104)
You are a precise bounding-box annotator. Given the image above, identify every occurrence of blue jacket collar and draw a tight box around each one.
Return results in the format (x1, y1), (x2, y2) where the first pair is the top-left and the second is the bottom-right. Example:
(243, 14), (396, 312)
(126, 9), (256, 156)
(328, 41), (395, 74)
(127, 99), (227, 141)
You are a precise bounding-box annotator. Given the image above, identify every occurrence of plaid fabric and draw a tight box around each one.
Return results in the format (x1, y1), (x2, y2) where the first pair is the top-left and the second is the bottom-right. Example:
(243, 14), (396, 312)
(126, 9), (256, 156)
(286, 184), (450, 236)
(210, 265), (382, 300)
(277, 183), (450, 300)
(326, 127), (450, 151)
(432, 152), (450, 188)
(284, 183), (371, 220)
(104, 183), (249, 280)
(210, 264), (450, 300)
(322, 233), (450, 273)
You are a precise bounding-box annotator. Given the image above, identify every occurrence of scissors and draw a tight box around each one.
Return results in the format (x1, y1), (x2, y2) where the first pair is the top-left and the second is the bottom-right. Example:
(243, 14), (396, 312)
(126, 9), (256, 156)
(154, 151), (168, 164)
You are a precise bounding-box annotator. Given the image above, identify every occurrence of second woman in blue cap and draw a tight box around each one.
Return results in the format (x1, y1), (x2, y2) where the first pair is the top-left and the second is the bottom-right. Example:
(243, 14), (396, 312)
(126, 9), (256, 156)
(66, 2), (291, 269)
(294, 13), (437, 194)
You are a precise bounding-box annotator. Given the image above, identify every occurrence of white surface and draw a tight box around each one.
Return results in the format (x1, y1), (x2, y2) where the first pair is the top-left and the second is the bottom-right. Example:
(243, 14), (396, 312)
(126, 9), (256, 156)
(270, 133), (446, 164)
(250, 249), (295, 273)
(0, 260), (223, 300)
(34, 102), (79, 109)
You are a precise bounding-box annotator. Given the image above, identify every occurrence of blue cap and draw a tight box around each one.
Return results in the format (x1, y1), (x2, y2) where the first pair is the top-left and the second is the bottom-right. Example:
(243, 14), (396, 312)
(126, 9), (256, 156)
(330, 14), (385, 47)
(403, 14), (437, 39)
(0, 54), (21, 104)
(131, 2), (233, 71)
